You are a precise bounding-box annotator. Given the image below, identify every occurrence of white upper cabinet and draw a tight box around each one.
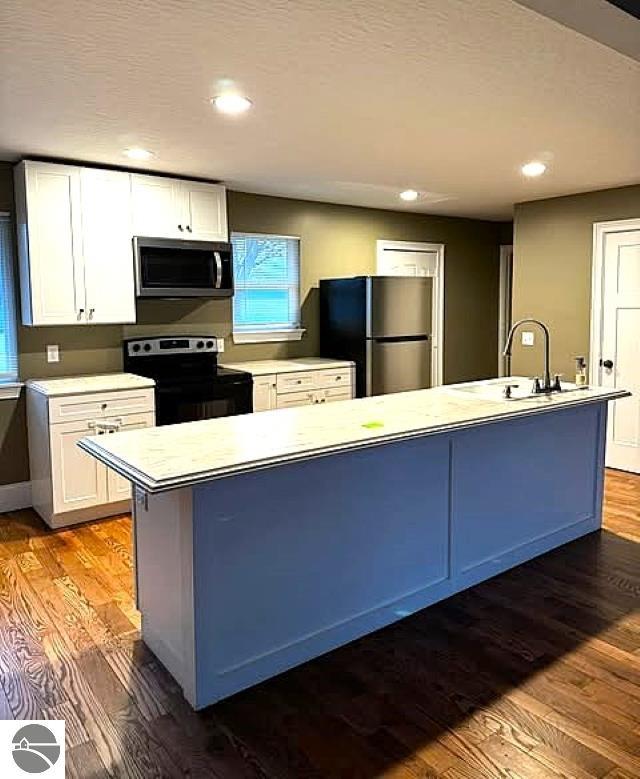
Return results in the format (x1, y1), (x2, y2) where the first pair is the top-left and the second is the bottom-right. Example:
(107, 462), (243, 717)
(80, 168), (136, 324)
(15, 161), (86, 325)
(183, 181), (228, 240)
(131, 174), (184, 239)
(15, 162), (228, 326)
(131, 174), (227, 241)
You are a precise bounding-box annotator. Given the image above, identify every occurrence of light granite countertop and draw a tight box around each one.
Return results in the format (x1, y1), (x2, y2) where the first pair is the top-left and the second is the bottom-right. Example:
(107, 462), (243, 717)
(220, 357), (354, 375)
(27, 372), (155, 397)
(78, 379), (629, 494)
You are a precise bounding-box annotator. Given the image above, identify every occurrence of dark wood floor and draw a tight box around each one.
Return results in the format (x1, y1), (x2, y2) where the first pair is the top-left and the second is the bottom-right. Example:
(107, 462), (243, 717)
(0, 470), (638, 778)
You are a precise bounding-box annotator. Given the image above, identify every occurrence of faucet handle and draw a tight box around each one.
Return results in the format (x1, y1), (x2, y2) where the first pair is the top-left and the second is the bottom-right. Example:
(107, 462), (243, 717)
(502, 383), (519, 399)
(532, 377), (542, 394)
(553, 373), (563, 392)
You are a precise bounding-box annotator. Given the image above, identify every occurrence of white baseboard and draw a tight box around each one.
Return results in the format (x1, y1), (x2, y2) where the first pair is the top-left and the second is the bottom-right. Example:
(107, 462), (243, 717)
(0, 481), (32, 513)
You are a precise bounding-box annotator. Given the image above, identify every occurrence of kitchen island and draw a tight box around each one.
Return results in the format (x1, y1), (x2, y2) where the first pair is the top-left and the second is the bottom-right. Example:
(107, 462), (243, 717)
(80, 379), (628, 709)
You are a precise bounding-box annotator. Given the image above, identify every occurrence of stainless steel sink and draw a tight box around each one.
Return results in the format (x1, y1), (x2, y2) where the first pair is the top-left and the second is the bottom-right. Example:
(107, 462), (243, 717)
(446, 377), (583, 402)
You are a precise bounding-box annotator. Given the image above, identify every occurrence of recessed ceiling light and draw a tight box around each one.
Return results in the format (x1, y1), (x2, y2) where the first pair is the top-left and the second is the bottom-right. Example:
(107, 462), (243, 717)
(521, 161), (547, 177)
(211, 94), (253, 115)
(124, 147), (154, 161)
(399, 189), (419, 201)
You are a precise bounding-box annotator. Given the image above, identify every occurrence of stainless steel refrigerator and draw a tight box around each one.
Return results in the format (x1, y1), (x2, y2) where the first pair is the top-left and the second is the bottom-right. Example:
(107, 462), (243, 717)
(320, 276), (433, 397)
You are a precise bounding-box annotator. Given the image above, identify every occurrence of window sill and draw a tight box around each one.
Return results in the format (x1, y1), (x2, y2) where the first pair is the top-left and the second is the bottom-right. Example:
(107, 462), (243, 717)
(233, 329), (306, 345)
(0, 382), (23, 400)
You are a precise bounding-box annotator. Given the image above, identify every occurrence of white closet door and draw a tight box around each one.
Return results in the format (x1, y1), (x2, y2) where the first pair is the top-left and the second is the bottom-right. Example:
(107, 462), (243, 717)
(377, 249), (438, 277)
(601, 229), (640, 473)
(81, 168), (136, 324)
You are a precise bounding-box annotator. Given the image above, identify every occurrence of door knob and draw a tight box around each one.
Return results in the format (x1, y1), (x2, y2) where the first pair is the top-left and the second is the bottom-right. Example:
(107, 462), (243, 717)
(601, 359), (614, 369)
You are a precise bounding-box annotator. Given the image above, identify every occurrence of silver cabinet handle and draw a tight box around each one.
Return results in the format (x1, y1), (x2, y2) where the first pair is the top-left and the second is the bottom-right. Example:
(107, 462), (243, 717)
(88, 308), (95, 320)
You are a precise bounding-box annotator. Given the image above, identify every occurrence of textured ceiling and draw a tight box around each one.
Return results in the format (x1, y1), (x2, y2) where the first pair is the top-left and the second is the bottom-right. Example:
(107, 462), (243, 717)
(1, 0), (639, 219)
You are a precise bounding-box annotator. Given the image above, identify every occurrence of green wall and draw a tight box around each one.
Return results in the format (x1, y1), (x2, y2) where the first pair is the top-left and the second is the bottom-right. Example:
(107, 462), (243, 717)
(512, 184), (640, 379)
(0, 163), (506, 485)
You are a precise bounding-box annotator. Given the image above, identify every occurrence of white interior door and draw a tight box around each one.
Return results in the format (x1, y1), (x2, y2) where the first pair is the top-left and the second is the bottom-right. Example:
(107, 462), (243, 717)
(601, 229), (640, 473)
(376, 240), (444, 386)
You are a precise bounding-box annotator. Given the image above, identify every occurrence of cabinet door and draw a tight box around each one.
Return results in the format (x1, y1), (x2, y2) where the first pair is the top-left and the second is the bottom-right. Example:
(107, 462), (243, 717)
(50, 420), (108, 514)
(252, 375), (277, 412)
(18, 162), (85, 325)
(80, 168), (136, 324)
(183, 182), (228, 240)
(106, 412), (155, 502)
(131, 174), (184, 238)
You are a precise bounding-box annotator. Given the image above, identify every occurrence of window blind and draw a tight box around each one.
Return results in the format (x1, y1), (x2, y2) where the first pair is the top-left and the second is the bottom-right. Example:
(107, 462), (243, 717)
(0, 215), (18, 381)
(231, 233), (301, 332)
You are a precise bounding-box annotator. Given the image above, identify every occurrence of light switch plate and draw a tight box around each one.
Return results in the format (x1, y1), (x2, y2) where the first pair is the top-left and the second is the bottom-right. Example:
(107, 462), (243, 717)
(46, 344), (60, 363)
(215, 337), (225, 353)
(521, 331), (535, 346)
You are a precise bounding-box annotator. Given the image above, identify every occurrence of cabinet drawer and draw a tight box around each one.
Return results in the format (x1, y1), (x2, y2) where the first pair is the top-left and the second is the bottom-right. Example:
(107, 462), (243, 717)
(49, 388), (155, 424)
(276, 390), (315, 409)
(276, 371), (317, 394)
(316, 368), (353, 390)
(321, 387), (353, 403)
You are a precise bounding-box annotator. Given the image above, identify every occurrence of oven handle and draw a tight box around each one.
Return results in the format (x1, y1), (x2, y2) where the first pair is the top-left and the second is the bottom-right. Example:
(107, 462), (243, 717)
(214, 252), (223, 289)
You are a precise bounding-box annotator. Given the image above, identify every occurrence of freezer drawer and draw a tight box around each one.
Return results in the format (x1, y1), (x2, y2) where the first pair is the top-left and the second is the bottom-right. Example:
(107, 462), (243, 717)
(368, 338), (431, 395)
(368, 276), (432, 338)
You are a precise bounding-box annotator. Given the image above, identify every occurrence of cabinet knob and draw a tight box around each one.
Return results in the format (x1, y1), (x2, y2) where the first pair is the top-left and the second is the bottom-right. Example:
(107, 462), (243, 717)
(78, 308), (84, 320)
(88, 308), (95, 320)
(178, 224), (184, 231)
(186, 225), (192, 232)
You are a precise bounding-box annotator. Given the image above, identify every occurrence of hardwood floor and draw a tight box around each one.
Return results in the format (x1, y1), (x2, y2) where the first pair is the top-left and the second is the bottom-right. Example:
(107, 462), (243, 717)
(0, 469), (638, 778)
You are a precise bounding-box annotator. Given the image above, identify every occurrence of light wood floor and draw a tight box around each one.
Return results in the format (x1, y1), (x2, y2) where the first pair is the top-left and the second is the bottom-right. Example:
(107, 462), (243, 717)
(0, 469), (638, 778)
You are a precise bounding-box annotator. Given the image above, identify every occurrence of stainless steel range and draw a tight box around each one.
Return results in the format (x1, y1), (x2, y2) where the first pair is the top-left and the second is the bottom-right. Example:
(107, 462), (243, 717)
(123, 336), (252, 425)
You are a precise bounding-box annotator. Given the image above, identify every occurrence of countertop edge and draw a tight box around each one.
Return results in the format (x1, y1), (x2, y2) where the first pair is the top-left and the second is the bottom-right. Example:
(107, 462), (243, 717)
(78, 391), (627, 494)
(26, 374), (156, 397)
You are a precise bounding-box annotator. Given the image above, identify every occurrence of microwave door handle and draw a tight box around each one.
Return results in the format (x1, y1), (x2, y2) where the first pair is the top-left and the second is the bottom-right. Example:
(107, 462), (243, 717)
(214, 252), (223, 289)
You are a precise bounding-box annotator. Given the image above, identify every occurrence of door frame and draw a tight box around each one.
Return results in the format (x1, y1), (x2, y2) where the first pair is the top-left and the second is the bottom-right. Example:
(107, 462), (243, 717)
(498, 245), (514, 377)
(589, 217), (640, 388)
(375, 240), (445, 387)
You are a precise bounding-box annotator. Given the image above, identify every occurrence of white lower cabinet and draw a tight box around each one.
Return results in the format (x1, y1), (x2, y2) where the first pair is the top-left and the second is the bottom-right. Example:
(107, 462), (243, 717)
(246, 362), (355, 412)
(27, 384), (155, 528)
(51, 419), (108, 513)
(252, 375), (277, 412)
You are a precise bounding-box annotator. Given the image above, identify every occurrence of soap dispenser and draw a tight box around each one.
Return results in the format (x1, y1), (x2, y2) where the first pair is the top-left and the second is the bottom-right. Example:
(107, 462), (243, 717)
(575, 356), (587, 387)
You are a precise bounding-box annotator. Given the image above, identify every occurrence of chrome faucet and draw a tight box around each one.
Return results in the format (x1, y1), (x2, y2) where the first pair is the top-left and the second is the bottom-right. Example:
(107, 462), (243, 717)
(503, 318), (555, 393)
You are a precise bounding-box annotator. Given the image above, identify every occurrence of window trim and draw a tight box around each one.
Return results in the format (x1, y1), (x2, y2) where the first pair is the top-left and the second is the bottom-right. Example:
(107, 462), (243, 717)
(0, 211), (20, 397)
(231, 231), (305, 343)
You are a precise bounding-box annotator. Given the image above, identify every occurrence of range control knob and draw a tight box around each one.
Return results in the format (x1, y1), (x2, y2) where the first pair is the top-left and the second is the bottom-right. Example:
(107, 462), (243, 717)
(196, 340), (205, 349)
(143, 343), (152, 352)
(206, 340), (214, 349)
(132, 343), (141, 353)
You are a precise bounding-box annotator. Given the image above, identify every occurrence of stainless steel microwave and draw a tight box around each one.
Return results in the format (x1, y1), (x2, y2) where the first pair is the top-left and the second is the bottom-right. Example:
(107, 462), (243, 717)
(134, 237), (234, 298)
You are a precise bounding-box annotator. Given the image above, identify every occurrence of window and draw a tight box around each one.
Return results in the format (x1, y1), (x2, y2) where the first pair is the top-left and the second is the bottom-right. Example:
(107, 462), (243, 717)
(0, 213), (19, 391)
(231, 233), (304, 342)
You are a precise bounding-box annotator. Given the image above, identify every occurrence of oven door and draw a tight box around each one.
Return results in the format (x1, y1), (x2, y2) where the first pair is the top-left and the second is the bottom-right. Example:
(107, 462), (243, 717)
(134, 237), (234, 298)
(155, 379), (252, 426)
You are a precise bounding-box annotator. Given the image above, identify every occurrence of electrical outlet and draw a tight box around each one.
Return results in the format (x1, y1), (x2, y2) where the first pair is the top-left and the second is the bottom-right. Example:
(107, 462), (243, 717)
(215, 337), (225, 353)
(521, 331), (535, 346)
(46, 344), (60, 363)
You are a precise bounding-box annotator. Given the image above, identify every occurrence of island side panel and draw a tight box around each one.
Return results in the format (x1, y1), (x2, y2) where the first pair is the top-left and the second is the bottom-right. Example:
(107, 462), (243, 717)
(190, 435), (452, 708)
(135, 486), (197, 705)
(450, 402), (607, 590)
